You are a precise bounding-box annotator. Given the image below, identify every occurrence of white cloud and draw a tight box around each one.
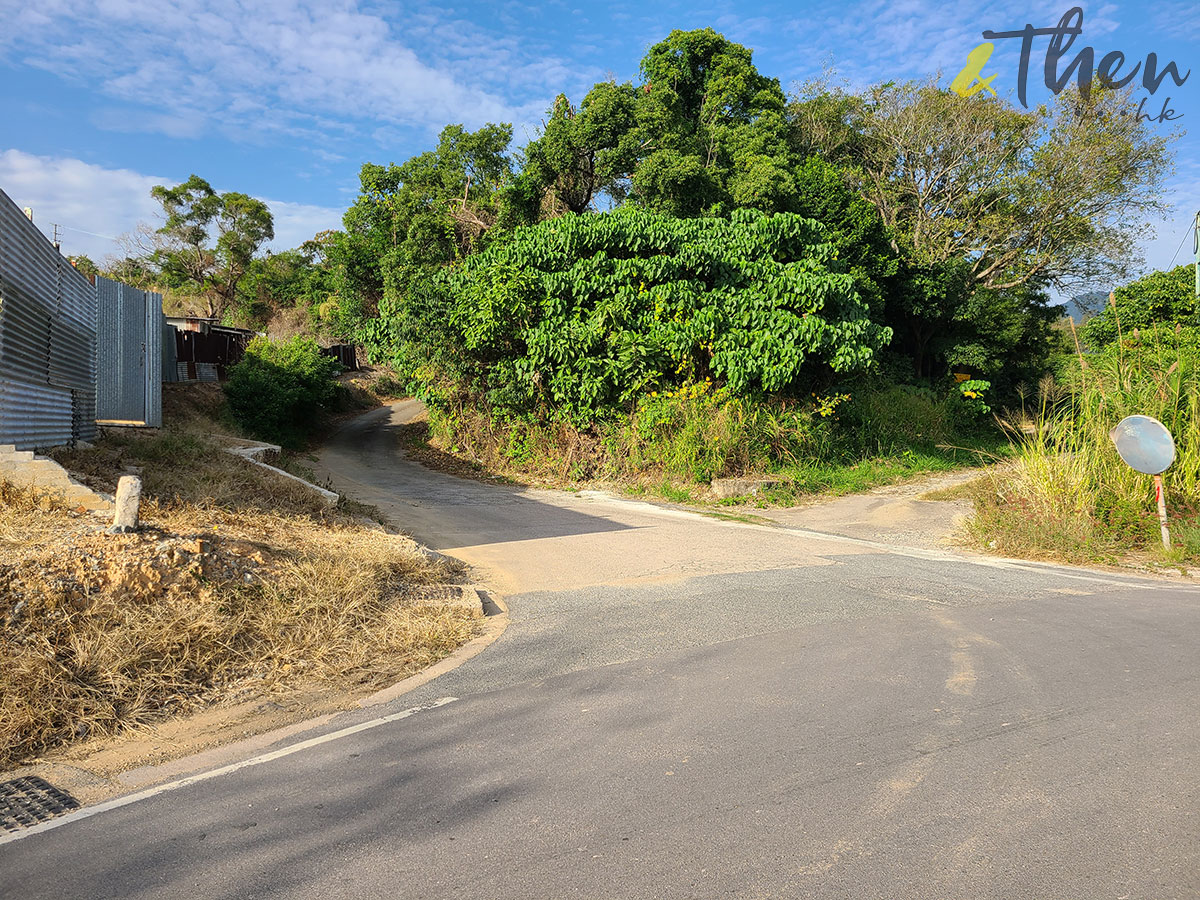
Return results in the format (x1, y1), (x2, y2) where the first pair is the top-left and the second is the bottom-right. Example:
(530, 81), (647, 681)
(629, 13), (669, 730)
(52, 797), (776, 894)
(0, 149), (343, 260)
(0, 149), (162, 258)
(267, 198), (345, 249)
(778, 0), (1128, 93)
(0, 0), (567, 144)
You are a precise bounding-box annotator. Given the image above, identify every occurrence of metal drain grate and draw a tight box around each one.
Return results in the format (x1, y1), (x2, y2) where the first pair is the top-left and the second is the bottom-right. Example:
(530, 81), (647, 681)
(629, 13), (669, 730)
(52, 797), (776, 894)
(0, 777), (80, 831)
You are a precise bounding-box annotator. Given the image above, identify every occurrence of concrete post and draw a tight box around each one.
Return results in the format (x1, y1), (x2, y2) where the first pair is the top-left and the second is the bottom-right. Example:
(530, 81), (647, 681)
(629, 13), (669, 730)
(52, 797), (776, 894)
(110, 475), (142, 533)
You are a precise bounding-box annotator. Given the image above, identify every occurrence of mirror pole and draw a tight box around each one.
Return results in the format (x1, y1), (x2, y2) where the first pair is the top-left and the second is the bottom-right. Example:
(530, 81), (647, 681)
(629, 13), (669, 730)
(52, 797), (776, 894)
(1154, 474), (1171, 551)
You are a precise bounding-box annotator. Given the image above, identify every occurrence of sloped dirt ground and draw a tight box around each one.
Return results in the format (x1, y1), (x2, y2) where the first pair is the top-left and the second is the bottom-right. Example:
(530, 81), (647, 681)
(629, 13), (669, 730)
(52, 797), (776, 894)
(1, 384), (482, 799)
(755, 468), (983, 549)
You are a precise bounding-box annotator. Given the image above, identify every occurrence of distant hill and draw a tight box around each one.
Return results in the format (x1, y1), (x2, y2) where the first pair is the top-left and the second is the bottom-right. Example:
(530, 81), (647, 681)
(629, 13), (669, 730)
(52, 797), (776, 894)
(1061, 290), (1109, 324)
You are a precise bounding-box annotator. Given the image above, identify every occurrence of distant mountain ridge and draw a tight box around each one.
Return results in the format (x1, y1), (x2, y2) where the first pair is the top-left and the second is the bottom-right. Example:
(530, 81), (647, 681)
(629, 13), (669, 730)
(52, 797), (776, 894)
(1062, 290), (1109, 324)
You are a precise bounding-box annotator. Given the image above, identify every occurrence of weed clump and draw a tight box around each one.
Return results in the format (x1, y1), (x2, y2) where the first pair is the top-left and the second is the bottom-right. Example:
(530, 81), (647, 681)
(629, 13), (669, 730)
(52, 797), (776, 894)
(968, 325), (1200, 565)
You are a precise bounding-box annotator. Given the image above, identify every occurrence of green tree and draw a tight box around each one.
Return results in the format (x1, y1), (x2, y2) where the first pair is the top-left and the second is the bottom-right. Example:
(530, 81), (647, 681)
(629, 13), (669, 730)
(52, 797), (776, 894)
(1084, 264), (1200, 346)
(799, 80), (1173, 293)
(792, 78), (1173, 381)
(945, 283), (1062, 396)
(150, 175), (274, 319)
(233, 240), (339, 331)
(521, 86), (640, 215)
(340, 123), (519, 318)
(790, 155), (897, 319)
(629, 28), (795, 216)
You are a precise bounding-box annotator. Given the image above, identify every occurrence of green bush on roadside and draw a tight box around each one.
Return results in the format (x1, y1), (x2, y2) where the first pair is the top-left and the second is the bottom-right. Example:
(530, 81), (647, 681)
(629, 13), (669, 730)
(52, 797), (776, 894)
(371, 207), (891, 424)
(968, 326), (1200, 564)
(421, 377), (991, 501)
(1083, 265), (1198, 347)
(224, 336), (342, 447)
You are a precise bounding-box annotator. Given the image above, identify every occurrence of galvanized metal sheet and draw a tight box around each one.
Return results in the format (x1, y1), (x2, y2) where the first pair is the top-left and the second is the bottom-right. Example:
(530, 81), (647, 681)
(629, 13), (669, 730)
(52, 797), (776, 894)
(145, 291), (162, 427)
(48, 254), (97, 390)
(95, 276), (163, 427)
(0, 378), (74, 448)
(0, 188), (99, 449)
(162, 323), (178, 383)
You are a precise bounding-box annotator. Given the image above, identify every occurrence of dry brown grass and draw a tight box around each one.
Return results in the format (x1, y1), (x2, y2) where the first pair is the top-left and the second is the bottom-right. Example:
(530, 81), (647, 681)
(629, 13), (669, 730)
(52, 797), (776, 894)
(0, 385), (480, 768)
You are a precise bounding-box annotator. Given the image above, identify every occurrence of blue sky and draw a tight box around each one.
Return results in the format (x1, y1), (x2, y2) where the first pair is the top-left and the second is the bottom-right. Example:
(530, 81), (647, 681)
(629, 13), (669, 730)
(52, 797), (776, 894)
(0, 0), (1196, 287)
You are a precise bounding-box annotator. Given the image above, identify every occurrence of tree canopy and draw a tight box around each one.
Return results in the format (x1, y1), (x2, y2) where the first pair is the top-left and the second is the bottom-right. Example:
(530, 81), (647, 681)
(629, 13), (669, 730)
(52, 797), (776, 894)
(104, 26), (1180, 416)
(148, 174), (274, 319)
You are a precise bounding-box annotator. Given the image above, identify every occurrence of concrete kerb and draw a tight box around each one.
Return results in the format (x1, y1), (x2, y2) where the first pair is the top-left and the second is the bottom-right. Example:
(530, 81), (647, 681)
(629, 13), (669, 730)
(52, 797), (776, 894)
(223, 438), (340, 505)
(357, 587), (509, 708)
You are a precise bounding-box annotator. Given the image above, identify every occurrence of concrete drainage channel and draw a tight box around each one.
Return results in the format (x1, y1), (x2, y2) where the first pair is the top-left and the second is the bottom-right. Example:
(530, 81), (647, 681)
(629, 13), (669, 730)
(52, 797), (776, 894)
(224, 438), (340, 504)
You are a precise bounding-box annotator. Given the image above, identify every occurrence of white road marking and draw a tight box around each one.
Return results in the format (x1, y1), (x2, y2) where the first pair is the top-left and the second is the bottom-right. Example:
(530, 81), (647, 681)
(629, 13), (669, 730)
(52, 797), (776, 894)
(0, 697), (458, 846)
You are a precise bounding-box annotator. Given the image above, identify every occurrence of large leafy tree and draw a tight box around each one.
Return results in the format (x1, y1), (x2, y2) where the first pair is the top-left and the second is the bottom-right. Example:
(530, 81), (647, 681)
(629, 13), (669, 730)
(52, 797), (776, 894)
(795, 80), (1174, 293)
(791, 78), (1174, 381)
(789, 155), (897, 320)
(629, 28), (795, 216)
(521, 29), (798, 223)
(149, 175), (274, 319)
(340, 123), (520, 313)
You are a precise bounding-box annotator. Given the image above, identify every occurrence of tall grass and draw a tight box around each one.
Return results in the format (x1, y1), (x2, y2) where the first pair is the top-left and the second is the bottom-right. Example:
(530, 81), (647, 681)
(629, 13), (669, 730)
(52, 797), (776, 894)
(970, 325), (1200, 563)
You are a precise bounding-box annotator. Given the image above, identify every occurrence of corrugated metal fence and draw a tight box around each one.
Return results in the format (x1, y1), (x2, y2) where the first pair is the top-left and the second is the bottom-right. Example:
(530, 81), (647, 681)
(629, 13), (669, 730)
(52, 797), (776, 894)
(173, 324), (254, 381)
(0, 189), (98, 449)
(96, 277), (163, 427)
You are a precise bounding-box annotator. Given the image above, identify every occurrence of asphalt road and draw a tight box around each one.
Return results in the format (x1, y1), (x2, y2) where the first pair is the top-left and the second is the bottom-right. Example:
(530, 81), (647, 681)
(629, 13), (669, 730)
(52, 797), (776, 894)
(3, 403), (1198, 899)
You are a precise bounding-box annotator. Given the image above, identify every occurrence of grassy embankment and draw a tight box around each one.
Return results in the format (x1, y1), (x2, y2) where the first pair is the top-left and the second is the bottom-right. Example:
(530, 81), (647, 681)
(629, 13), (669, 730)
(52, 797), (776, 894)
(964, 327), (1200, 569)
(408, 382), (1006, 505)
(0, 383), (479, 769)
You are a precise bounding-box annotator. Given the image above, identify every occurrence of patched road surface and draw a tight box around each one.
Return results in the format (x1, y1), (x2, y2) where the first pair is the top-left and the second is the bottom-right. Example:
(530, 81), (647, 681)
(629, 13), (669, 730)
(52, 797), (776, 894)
(3, 402), (1197, 899)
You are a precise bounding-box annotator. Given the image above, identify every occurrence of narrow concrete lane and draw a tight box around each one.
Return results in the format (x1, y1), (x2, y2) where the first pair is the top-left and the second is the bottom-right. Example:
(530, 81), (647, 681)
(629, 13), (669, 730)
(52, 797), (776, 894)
(3, 402), (1197, 899)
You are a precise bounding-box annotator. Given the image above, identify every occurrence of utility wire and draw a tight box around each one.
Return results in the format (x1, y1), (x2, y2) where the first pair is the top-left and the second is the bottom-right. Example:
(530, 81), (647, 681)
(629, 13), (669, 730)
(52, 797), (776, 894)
(1167, 217), (1193, 267)
(57, 224), (119, 242)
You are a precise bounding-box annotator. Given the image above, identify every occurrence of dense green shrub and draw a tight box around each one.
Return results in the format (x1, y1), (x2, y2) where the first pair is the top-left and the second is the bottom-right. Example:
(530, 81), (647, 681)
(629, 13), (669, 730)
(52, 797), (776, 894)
(224, 336), (342, 447)
(1083, 264), (1199, 347)
(368, 207), (890, 424)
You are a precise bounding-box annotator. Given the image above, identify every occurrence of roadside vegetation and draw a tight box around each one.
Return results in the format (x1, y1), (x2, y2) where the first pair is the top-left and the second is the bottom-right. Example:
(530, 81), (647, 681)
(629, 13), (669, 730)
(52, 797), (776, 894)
(75, 26), (1187, 563)
(969, 267), (1200, 567)
(0, 385), (480, 768)
(224, 335), (345, 447)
